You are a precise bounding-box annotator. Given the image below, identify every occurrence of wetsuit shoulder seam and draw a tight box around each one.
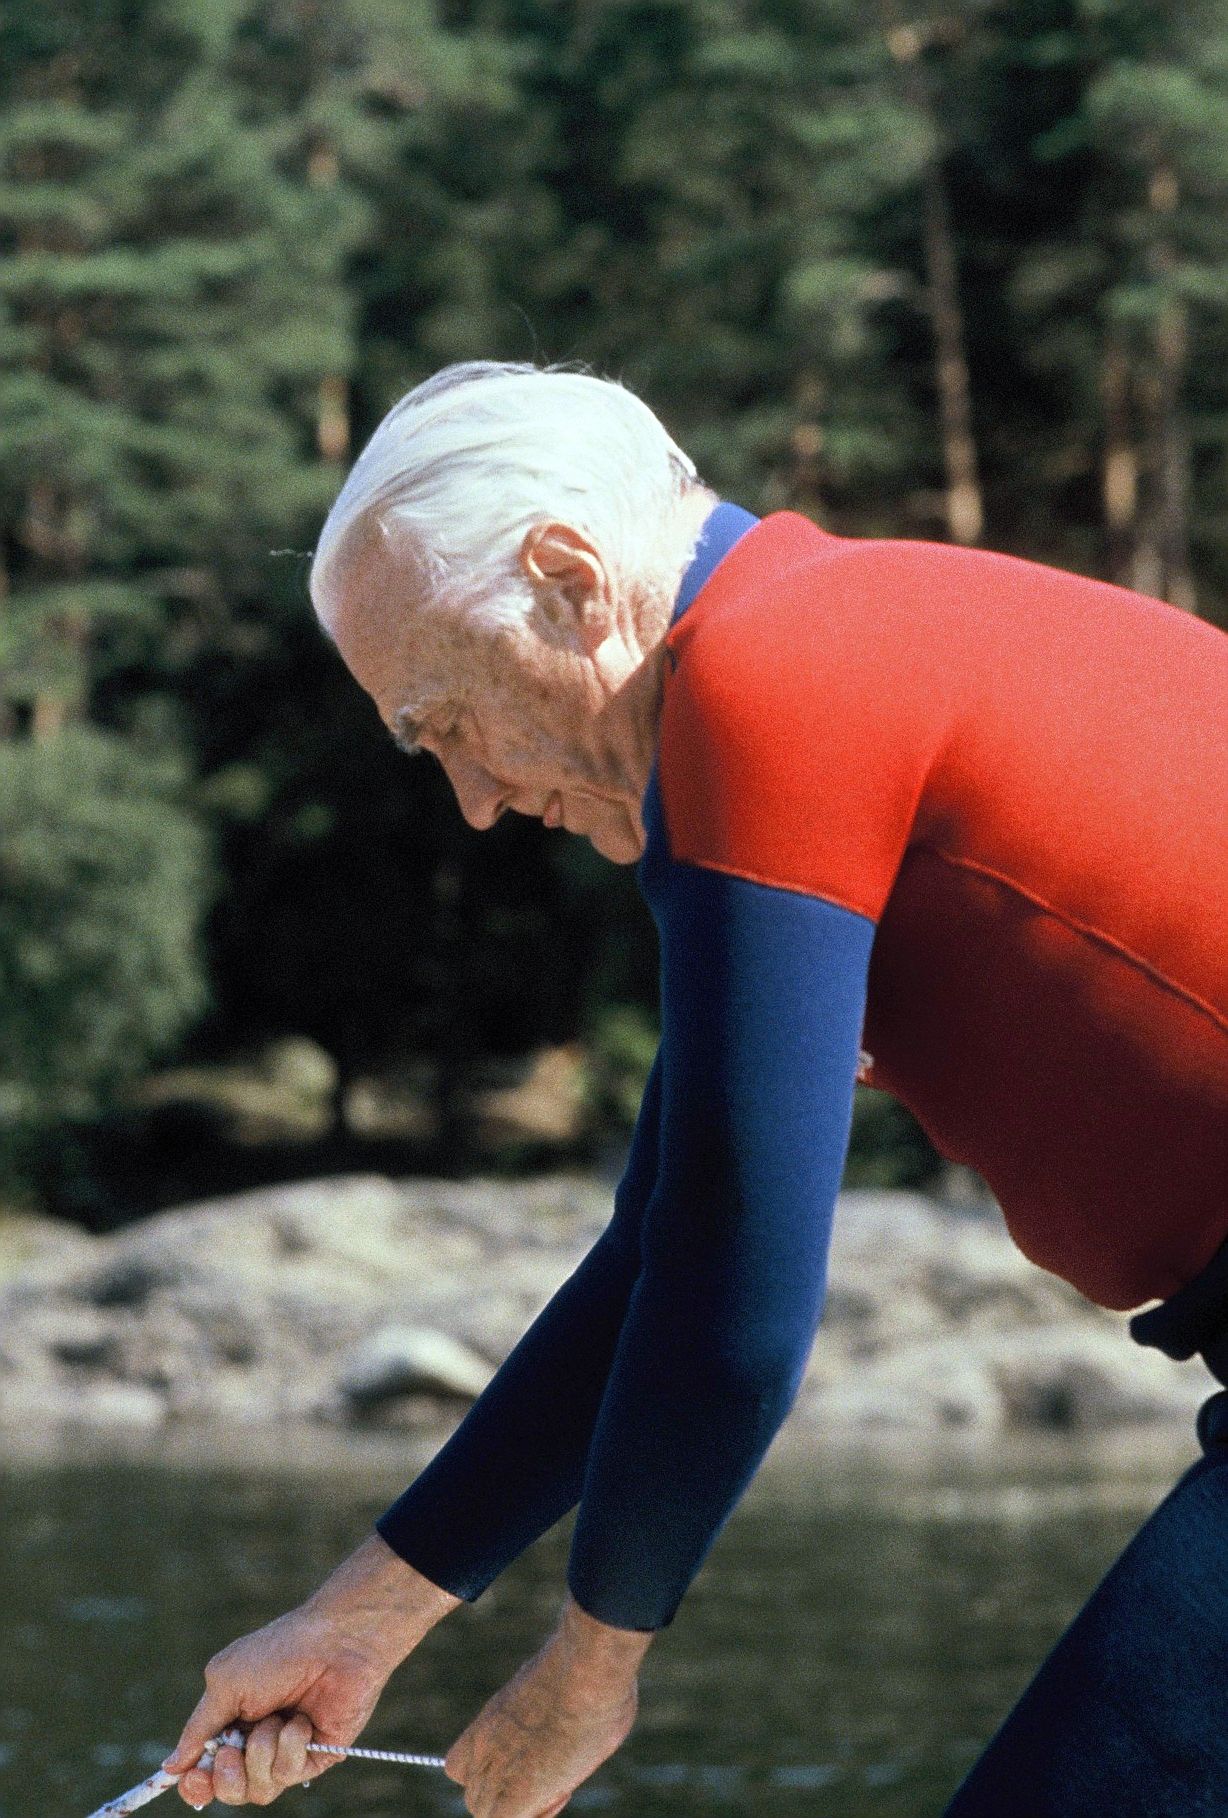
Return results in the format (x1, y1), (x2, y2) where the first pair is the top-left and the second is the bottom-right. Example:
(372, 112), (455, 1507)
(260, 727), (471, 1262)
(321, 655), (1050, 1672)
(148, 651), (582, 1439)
(662, 849), (878, 924)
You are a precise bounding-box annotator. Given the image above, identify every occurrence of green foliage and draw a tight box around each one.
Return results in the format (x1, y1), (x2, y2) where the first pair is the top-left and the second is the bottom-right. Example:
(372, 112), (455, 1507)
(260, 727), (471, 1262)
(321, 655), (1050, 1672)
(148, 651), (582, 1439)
(0, 727), (212, 1193)
(4, 0), (1228, 1210)
(845, 1088), (944, 1192)
(581, 1005), (661, 1136)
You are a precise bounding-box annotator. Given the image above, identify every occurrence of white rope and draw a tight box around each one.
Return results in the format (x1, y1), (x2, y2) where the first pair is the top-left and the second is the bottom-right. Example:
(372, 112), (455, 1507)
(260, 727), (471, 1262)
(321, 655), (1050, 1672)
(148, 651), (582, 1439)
(83, 1728), (444, 1818)
(84, 1729), (247, 1818)
(306, 1741), (446, 1768)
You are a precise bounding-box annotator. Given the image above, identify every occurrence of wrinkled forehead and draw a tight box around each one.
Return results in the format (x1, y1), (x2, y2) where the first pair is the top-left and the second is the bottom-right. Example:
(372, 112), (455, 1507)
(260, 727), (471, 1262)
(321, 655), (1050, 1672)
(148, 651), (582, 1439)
(318, 510), (460, 729)
(317, 510), (411, 654)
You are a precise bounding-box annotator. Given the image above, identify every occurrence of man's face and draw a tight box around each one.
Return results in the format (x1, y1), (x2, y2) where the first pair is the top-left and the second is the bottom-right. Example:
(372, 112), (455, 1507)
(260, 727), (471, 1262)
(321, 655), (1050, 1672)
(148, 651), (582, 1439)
(324, 522), (651, 864)
(391, 618), (648, 864)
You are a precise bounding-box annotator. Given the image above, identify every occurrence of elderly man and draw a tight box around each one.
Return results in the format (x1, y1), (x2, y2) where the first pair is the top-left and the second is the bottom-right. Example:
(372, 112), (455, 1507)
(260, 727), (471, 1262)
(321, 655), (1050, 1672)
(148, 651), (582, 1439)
(166, 360), (1228, 1817)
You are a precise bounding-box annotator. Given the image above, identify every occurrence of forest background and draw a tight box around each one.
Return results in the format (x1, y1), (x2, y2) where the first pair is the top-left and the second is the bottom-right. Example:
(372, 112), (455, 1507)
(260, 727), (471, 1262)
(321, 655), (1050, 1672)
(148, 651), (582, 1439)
(3, 0), (1226, 1228)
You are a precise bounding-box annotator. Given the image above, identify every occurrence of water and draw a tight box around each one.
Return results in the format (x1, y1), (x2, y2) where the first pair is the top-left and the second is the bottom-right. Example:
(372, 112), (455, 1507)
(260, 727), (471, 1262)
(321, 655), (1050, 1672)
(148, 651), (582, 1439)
(0, 1425), (1199, 1818)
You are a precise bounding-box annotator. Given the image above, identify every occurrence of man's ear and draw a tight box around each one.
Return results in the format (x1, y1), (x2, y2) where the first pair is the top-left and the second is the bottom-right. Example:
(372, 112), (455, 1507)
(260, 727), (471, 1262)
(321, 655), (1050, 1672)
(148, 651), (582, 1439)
(520, 523), (611, 650)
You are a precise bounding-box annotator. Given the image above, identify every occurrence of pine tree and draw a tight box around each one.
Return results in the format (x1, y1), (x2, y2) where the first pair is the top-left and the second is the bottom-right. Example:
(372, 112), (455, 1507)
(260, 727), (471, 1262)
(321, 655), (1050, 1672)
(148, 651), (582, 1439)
(987, 0), (1228, 615)
(0, 0), (370, 735)
(0, 0), (379, 1190)
(439, 0), (945, 527)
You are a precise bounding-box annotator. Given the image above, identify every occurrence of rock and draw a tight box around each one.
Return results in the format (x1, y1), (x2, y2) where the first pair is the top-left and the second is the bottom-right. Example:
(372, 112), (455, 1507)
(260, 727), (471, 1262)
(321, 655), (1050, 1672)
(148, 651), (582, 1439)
(0, 1211), (93, 1286)
(338, 1325), (495, 1413)
(72, 1382), (168, 1427)
(257, 1036), (338, 1100)
(73, 1252), (185, 1309)
(822, 1189), (1096, 1351)
(991, 1324), (1207, 1430)
(477, 1045), (587, 1145)
(0, 1374), (165, 1429)
(51, 1327), (119, 1371)
(805, 1322), (1212, 1434)
(200, 1308), (262, 1368)
(0, 1174), (1217, 1442)
(165, 1372), (283, 1426)
(10, 1303), (119, 1371)
(807, 1346), (1003, 1431)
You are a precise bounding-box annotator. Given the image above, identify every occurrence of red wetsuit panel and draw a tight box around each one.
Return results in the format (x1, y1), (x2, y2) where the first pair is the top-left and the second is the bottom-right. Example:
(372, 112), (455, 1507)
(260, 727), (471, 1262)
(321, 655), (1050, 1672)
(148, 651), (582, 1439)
(661, 514), (955, 919)
(659, 512), (1228, 1309)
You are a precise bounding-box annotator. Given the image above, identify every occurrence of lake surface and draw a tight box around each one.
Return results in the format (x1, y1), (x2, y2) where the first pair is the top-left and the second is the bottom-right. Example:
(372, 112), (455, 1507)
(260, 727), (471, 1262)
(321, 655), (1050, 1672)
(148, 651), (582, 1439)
(0, 1424), (1201, 1818)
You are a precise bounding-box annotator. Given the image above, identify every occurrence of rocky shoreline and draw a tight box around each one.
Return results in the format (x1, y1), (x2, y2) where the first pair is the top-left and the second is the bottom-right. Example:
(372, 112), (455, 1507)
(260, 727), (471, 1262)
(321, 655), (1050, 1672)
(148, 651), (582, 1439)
(0, 1177), (1215, 1440)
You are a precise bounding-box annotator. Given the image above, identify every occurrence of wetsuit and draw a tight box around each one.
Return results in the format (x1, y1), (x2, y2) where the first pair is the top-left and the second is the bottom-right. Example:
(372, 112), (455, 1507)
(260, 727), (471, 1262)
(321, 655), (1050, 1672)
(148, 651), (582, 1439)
(376, 504), (1228, 1674)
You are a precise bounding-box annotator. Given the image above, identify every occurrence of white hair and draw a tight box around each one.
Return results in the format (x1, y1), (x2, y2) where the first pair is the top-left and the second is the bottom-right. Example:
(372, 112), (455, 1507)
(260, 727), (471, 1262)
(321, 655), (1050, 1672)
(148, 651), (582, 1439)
(308, 360), (704, 643)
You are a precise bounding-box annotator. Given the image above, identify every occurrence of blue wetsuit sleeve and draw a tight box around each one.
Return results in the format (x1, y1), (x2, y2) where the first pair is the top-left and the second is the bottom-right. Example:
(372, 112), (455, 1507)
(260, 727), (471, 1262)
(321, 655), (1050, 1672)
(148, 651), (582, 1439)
(372, 1054), (662, 1596)
(566, 861), (874, 1630)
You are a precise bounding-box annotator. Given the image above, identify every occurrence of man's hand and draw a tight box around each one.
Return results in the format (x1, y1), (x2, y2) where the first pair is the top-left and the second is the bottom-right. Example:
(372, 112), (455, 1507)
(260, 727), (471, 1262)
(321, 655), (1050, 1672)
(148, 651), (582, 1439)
(163, 1535), (460, 1807)
(445, 1594), (653, 1818)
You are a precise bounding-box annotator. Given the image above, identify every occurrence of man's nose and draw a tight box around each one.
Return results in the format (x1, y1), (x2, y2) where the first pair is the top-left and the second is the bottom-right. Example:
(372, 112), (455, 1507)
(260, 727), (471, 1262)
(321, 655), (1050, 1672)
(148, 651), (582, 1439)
(446, 754), (505, 830)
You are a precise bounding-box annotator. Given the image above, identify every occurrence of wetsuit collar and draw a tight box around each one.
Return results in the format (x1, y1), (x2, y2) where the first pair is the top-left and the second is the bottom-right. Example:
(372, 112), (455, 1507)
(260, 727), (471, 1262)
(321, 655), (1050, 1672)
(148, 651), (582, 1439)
(641, 501), (759, 877)
(671, 501), (760, 625)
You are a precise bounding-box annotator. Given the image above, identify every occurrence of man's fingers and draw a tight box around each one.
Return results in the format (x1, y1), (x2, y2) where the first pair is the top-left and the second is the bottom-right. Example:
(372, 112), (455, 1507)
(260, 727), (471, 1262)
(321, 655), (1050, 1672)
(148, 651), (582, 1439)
(174, 1719), (318, 1807)
(240, 1717), (281, 1801)
(211, 1742), (248, 1806)
(444, 1727), (475, 1784)
(205, 1718), (317, 1806)
(176, 1764), (215, 1808)
(168, 1687), (241, 1807)
(273, 1713), (313, 1785)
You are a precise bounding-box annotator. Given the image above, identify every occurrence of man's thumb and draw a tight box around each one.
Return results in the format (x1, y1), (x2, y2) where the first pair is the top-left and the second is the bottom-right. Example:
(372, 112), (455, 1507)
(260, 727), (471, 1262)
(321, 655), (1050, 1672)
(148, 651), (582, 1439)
(163, 1688), (241, 1773)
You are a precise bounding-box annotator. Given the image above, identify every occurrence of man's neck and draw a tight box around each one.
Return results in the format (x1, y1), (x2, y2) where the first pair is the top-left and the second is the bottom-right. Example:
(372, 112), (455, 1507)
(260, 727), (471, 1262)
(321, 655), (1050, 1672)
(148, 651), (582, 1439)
(585, 489), (726, 852)
(609, 490), (723, 808)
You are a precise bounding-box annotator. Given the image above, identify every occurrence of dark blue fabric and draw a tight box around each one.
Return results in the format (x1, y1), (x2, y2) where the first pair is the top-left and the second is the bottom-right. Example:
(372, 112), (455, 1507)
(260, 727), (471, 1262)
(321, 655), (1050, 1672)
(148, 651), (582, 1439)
(1130, 1233), (1228, 1380)
(566, 825), (874, 1626)
(671, 500), (760, 620)
(944, 1390), (1228, 1816)
(376, 497), (873, 1629)
(374, 1057), (662, 1594)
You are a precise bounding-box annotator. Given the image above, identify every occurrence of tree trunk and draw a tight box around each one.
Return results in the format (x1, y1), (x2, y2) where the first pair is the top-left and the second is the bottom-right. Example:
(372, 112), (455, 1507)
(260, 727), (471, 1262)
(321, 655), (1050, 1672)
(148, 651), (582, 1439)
(882, 12), (984, 545)
(433, 1046), (477, 1171)
(920, 156), (983, 544)
(306, 133), (352, 465)
(1152, 296), (1196, 610)
(1100, 330), (1139, 587)
(428, 858), (478, 1168)
(1134, 160), (1195, 609)
(0, 539), (15, 740)
(317, 372), (351, 462)
(328, 1055), (353, 1142)
(789, 369), (828, 519)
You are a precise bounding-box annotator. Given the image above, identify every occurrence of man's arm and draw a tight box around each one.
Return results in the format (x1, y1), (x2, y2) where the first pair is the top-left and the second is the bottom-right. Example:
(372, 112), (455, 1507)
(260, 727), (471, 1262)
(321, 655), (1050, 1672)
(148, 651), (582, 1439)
(438, 859), (874, 1818)
(165, 1063), (665, 1807)
(566, 860), (875, 1629)
(375, 856), (872, 1631)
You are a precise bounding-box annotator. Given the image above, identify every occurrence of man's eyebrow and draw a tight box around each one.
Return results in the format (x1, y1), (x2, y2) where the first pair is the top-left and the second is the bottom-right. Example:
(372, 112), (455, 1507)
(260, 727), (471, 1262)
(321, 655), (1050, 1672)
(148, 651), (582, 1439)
(391, 700), (452, 756)
(390, 711), (424, 756)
